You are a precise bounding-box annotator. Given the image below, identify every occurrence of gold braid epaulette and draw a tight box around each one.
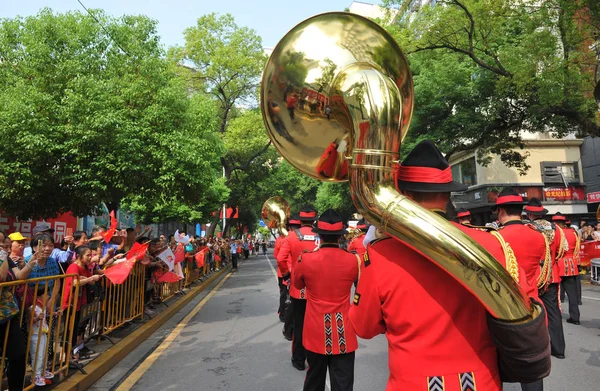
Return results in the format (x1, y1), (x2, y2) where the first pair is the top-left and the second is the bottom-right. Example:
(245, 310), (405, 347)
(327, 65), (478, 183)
(489, 231), (520, 283)
(537, 234), (552, 292)
(556, 226), (567, 259)
(572, 229), (581, 260)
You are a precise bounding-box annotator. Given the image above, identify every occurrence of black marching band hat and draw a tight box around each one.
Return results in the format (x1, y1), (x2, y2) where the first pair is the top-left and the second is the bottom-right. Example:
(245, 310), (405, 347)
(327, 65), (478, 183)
(495, 187), (526, 208)
(456, 208), (471, 218)
(312, 209), (347, 235)
(395, 140), (468, 193)
(551, 212), (566, 222)
(523, 197), (549, 216)
(298, 205), (318, 222)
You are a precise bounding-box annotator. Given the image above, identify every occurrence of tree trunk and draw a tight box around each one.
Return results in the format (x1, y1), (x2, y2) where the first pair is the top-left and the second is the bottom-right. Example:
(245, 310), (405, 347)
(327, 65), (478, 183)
(206, 215), (220, 238)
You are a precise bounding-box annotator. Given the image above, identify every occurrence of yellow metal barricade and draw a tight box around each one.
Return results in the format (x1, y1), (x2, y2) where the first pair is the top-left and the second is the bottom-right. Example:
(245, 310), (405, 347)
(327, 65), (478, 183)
(1, 274), (79, 390)
(184, 259), (200, 287)
(101, 262), (145, 335)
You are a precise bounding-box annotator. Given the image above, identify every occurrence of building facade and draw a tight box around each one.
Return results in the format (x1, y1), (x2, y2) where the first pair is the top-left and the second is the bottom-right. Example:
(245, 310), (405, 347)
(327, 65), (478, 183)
(449, 133), (591, 224)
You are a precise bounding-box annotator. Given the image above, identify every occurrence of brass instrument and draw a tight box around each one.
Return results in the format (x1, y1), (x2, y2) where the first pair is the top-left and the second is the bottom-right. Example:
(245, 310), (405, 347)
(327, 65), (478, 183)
(260, 12), (533, 321)
(261, 196), (291, 236)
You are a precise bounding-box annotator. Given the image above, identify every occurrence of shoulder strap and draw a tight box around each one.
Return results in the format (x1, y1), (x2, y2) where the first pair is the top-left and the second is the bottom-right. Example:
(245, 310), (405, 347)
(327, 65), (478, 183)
(294, 228), (303, 241)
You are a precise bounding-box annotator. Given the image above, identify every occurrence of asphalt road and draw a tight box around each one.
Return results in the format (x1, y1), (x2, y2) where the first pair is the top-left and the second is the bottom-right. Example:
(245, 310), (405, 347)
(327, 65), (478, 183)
(99, 251), (600, 391)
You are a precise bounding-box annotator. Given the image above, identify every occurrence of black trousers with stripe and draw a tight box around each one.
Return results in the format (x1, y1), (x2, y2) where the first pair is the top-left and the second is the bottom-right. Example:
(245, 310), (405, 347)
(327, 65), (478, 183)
(561, 276), (580, 322)
(540, 283), (565, 356)
(304, 351), (355, 391)
(291, 297), (307, 363)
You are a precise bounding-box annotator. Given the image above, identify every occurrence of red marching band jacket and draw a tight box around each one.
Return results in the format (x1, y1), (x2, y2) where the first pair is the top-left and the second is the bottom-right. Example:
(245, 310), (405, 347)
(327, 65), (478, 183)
(349, 237), (502, 391)
(497, 221), (547, 294)
(292, 245), (359, 355)
(558, 227), (580, 277)
(278, 226), (319, 299)
(347, 233), (366, 258)
(273, 235), (286, 278)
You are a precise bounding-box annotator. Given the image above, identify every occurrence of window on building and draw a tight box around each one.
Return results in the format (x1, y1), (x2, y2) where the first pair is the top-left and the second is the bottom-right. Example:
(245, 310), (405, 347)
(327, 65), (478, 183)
(452, 157), (477, 187)
(541, 162), (580, 184)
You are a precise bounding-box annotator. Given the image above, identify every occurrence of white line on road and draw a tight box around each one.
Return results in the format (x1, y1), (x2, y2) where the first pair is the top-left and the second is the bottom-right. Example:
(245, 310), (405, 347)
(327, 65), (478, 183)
(582, 295), (600, 301)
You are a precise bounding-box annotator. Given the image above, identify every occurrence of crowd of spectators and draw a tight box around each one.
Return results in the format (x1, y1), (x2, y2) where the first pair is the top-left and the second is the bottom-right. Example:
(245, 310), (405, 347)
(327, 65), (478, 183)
(0, 222), (252, 390)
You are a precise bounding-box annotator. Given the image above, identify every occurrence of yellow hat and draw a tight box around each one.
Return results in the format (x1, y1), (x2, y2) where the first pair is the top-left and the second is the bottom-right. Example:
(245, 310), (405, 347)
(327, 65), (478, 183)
(8, 232), (28, 241)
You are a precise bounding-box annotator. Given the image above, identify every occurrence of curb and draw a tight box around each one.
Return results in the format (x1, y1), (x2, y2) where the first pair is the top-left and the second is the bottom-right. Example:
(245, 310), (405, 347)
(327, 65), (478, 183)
(56, 266), (232, 391)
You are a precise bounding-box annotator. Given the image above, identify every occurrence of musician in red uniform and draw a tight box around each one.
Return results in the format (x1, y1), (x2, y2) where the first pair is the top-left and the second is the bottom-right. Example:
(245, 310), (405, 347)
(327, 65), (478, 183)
(293, 209), (359, 391)
(274, 220), (288, 323)
(552, 213), (581, 325)
(456, 208), (472, 225)
(346, 219), (368, 258)
(279, 216), (301, 340)
(495, 188), (548, 391)
(524, 198), (566, 359)
(279, 206), (319, 370)
(350, 140), (549, 391)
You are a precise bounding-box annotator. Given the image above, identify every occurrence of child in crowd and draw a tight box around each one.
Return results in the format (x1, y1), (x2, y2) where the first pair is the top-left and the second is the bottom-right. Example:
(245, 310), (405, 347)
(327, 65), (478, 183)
(61, 246), (102, 360)
(28, 287), (54, 387)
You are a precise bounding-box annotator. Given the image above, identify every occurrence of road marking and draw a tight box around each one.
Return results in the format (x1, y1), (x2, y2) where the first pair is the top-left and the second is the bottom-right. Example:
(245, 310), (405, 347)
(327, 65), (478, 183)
(116, 271), (233, 390)
(265, 254), (279, 282)
(582, 295), (600, 301)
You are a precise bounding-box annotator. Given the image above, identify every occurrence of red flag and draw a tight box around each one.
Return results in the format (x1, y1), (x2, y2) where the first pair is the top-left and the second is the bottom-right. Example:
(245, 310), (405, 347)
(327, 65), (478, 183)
(195, 248), (207, 268)
(126, 242), (149, 261)
(157, 271), (182, 283)
(104, 258), (135, 285)
(100, 211), (118, 243)
(174, 244), (185, 264)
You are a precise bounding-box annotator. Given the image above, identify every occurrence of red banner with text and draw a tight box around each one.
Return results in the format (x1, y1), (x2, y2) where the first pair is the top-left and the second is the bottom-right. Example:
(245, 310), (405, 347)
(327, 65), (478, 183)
(0, 210), (77, 244)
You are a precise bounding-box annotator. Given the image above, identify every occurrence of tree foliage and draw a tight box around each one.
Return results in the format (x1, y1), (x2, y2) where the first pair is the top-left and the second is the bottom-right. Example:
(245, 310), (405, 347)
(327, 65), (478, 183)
(384, 0), (599, 171)
(0, 9), (227, 220)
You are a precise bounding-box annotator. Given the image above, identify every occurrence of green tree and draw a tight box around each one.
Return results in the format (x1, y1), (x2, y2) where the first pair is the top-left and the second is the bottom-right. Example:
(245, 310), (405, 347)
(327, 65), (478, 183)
(0, 9), (226, 219)
(384, 0), (599, 170)
(315, 182), (355, 219)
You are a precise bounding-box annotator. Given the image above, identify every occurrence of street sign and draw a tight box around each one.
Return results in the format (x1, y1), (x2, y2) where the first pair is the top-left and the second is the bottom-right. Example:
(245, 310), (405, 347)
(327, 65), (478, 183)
(587, 191), (600, 203)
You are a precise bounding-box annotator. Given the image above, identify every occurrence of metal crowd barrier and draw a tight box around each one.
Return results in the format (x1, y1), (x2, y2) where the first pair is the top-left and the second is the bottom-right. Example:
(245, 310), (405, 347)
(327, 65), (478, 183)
(184, 259), (200, 287)
(101, 262), (145, 335)
(1, 274), (80, 390)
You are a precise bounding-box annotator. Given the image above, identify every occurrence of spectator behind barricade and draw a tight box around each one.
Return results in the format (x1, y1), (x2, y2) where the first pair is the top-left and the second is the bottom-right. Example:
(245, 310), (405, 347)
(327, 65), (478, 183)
(61, 246), (102, 360)
(28, 286), (54, 386)
(140, 238), (163, 316)
(8, 232), (28, 270)
(88, 240), (120, 273)
(580, 224), (594, 241)
(0, 238), (36, 391)
(23, 223), (75, 268)
(159, 234), (166, 247)
(90, 225), (125, 257)
(27, 234), (62, 302)
(1, 234), (11, 254)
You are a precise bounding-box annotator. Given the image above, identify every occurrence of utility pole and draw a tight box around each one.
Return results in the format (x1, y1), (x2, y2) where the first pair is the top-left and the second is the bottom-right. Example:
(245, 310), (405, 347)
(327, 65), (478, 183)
(222, 166), (227, 238)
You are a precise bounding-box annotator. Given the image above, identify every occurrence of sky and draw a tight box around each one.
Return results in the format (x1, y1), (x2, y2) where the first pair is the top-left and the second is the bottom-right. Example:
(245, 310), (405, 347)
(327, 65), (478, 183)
(2, 0), (357, 49)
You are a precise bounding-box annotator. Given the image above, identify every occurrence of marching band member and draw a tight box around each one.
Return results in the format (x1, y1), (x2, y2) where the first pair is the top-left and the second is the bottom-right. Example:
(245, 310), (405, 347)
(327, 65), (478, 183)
(346, 219), (368, 258)
(293, 209), (359, 391)
(350, 140), (550, 391)
(279, 216), (301, 341)
(524, 198), (567, 359)
(456, 208), (472, 225)
(552, 213), (581, 326)
(279, 206), (319, 370)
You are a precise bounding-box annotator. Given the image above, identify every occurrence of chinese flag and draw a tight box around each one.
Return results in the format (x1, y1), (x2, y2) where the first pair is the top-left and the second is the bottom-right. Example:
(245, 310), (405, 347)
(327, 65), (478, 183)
(104, 258), (135, 285)
(174, 244), (185, 264)
(157, 271), (182, 283)
(100, 211), (118, 243)
(126, 242), (149, 261)
(195, 248), (207, 268)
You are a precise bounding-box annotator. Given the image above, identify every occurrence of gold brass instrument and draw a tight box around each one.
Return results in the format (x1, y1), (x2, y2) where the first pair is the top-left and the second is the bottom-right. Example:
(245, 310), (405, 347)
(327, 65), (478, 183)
(260, 12), (533, 321)
(261, 196), (291, 236)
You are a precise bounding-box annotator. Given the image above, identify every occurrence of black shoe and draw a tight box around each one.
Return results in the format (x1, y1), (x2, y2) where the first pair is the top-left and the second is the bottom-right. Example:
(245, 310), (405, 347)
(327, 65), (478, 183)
(551, 352), (565, 359)
(566, 318), (580, 325)
(291, 359), (305, 370)
(283, 329), (292, 341)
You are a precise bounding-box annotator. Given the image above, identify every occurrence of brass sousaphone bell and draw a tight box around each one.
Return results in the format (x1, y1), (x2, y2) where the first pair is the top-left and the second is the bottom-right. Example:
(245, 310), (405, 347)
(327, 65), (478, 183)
(260, 12), (533, 321)
(261, 196), (291, 237)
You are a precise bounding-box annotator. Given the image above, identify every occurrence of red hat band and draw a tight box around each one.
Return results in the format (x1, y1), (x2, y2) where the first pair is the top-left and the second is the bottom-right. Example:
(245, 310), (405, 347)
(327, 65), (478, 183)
(552, 215), (566, 221)
(289, 219), (301, 225)
(299, 211), (317, 218)
(457, 211), (471, 218)
(317, 221), (343, 231)
(524, 205), (544, 212)
(496, 195), (523, 205)
(395, 164), (452, 184)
